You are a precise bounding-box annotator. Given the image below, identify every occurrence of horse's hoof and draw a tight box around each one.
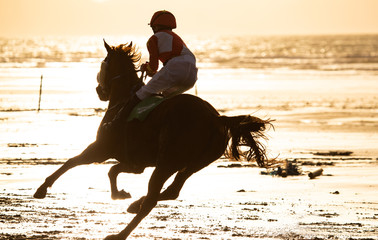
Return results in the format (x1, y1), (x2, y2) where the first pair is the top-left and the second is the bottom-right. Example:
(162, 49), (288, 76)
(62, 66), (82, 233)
(111, 190), (131, 200)
(104, 234), (123, 240)
(33, 186), (47, 199)
(127, 196), (145, 214)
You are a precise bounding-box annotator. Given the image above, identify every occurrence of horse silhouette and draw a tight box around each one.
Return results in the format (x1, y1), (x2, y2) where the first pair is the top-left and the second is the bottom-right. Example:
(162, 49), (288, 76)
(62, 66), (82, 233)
(34, 40), (272, 240)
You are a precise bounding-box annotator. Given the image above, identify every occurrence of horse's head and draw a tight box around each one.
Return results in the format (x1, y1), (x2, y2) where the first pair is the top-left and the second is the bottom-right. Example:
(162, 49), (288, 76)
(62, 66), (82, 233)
(96, 40), (141, 102)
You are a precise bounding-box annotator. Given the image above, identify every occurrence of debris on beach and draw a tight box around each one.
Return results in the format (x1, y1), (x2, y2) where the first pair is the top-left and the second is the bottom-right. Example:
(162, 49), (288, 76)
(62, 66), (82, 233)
(217, 163), (256, 168)
(260, 160), (302, 177)
(7, 143), (38, 148)
(300, 161), (334, 166)
(236, 189), (256, 193)
(260, 160), (327, 180)
(313, 150), (353, 156)
(308, 168), (323, 179)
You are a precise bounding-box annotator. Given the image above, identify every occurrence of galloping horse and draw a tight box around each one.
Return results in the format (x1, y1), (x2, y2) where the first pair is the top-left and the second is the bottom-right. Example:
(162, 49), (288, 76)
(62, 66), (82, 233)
(34, 40), (272, 240)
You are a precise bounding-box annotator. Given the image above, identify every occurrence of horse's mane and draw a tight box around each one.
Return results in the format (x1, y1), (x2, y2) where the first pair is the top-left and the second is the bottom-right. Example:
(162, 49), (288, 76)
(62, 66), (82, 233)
(113, 43), (141, 70)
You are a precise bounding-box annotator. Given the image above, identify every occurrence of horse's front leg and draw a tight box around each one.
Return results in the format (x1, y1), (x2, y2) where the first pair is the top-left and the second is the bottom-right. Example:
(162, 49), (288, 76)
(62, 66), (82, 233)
(108, 163), (131, 200)
(105, 167), (175, 240)
(34, 141), (109, 199)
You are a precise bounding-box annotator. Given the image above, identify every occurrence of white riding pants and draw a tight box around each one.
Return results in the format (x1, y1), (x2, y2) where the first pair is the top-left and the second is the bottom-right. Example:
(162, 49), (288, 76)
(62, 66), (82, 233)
(136, 55), (198, 100)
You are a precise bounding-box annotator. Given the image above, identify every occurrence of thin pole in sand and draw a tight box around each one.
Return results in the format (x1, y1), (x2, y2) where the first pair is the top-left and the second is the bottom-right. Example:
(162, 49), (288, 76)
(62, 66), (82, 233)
(37, 74), (43, 112)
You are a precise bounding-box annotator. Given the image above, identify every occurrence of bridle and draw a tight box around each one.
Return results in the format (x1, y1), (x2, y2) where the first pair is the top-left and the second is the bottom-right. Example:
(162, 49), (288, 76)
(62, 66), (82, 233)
(96, 57), (146, 102)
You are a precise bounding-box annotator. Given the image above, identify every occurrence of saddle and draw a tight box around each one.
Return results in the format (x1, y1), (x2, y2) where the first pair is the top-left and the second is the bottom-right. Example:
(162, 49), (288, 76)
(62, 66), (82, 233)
(127, 95), (165, 122)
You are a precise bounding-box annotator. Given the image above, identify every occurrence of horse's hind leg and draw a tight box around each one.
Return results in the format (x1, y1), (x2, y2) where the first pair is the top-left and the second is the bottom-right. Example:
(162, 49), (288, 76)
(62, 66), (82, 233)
(105, 167), (175, 240)
(159, 168), (194, 201)
(34, 141), (108, 199)
(108, 163), (131, 200)
(127, 168), (194, 214)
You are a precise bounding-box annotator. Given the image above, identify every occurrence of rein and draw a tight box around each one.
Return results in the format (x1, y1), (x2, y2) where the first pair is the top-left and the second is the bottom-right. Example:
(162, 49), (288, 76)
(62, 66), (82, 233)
(105, 73), (145, 113)
(136, 69), (147, 82)
(103, 69), (146, 95)
(98, 56), (146, 95)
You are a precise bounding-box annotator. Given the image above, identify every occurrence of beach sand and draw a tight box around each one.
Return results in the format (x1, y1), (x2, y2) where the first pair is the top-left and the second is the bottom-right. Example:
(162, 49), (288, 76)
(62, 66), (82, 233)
(1, 159), (377, 240)
(1, 107), (377, 240)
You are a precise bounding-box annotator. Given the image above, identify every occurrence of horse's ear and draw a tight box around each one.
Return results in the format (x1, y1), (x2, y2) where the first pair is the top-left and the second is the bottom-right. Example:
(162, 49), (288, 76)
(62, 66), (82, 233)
(103, 39), (112, 52)
(128, 41), (133, 48)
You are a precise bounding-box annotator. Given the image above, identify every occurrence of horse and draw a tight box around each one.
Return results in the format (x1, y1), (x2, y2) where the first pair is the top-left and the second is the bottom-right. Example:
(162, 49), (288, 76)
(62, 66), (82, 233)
(33, 40), (272, 240)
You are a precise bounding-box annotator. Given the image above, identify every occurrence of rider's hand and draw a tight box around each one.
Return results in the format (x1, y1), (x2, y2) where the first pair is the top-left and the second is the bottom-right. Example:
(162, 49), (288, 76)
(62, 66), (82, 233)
(140, 62), (149, 72)
(140, 62), (156, 77)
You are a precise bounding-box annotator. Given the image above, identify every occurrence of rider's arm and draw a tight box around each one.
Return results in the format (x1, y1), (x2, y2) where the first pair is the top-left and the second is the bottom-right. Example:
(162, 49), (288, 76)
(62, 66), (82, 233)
(146, 36), (159, 76)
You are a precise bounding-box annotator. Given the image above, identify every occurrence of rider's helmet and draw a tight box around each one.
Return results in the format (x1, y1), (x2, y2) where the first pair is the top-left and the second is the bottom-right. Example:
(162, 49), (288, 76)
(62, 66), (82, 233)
(149, 10), (176, 29)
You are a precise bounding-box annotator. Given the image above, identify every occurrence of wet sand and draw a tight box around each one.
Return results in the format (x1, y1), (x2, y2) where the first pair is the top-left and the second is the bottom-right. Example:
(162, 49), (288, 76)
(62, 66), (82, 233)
(1, 98), (378, 240)
(1, 157), (377, 240)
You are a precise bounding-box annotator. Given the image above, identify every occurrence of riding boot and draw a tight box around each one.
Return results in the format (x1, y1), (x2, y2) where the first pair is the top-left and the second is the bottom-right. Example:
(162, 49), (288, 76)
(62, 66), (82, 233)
(101, 94), (141, 136)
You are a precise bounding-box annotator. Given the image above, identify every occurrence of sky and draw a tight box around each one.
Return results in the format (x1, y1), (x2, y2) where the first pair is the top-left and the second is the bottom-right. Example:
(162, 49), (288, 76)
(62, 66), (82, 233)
(0, 0), (377, 37)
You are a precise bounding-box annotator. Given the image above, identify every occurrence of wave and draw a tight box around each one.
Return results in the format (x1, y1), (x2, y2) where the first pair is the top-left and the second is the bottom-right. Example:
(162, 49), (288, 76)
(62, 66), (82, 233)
(1, 34), (378, 72)
(193, 34), (378, 72)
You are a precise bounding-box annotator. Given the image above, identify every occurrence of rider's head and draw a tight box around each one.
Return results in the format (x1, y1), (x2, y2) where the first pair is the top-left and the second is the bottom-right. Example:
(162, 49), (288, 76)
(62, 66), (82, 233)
(149, 10), (176, 33)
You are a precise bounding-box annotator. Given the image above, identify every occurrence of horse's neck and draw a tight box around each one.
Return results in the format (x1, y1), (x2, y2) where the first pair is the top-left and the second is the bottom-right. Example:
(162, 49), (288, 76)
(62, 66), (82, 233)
(104, 71), (139, 121)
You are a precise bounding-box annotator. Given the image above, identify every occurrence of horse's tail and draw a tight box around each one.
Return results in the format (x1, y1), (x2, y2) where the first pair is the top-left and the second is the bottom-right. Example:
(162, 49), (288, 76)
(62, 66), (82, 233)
(219, 115), (273, 168)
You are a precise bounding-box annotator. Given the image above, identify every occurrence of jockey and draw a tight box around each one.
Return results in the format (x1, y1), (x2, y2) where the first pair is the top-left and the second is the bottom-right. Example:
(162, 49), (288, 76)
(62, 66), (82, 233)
(138, 10), (198, 100)
(102, 10), (198, 131)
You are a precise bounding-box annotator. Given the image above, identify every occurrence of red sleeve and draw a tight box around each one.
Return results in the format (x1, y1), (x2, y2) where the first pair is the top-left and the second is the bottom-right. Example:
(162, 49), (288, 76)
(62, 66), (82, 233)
(147, 35), (159, 74)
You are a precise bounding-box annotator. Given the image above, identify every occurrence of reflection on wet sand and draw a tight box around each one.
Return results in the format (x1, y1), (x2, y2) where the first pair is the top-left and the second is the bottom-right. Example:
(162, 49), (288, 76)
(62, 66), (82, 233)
(1, 162), (377, 239)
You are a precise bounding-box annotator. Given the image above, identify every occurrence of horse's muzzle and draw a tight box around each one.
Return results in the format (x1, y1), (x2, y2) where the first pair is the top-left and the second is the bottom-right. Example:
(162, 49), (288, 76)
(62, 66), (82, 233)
(96, 85), (109, 101)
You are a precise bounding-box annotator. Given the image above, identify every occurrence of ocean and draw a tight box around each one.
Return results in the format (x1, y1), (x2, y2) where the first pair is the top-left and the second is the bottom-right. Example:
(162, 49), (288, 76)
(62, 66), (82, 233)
(0, 34), (378, 161)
